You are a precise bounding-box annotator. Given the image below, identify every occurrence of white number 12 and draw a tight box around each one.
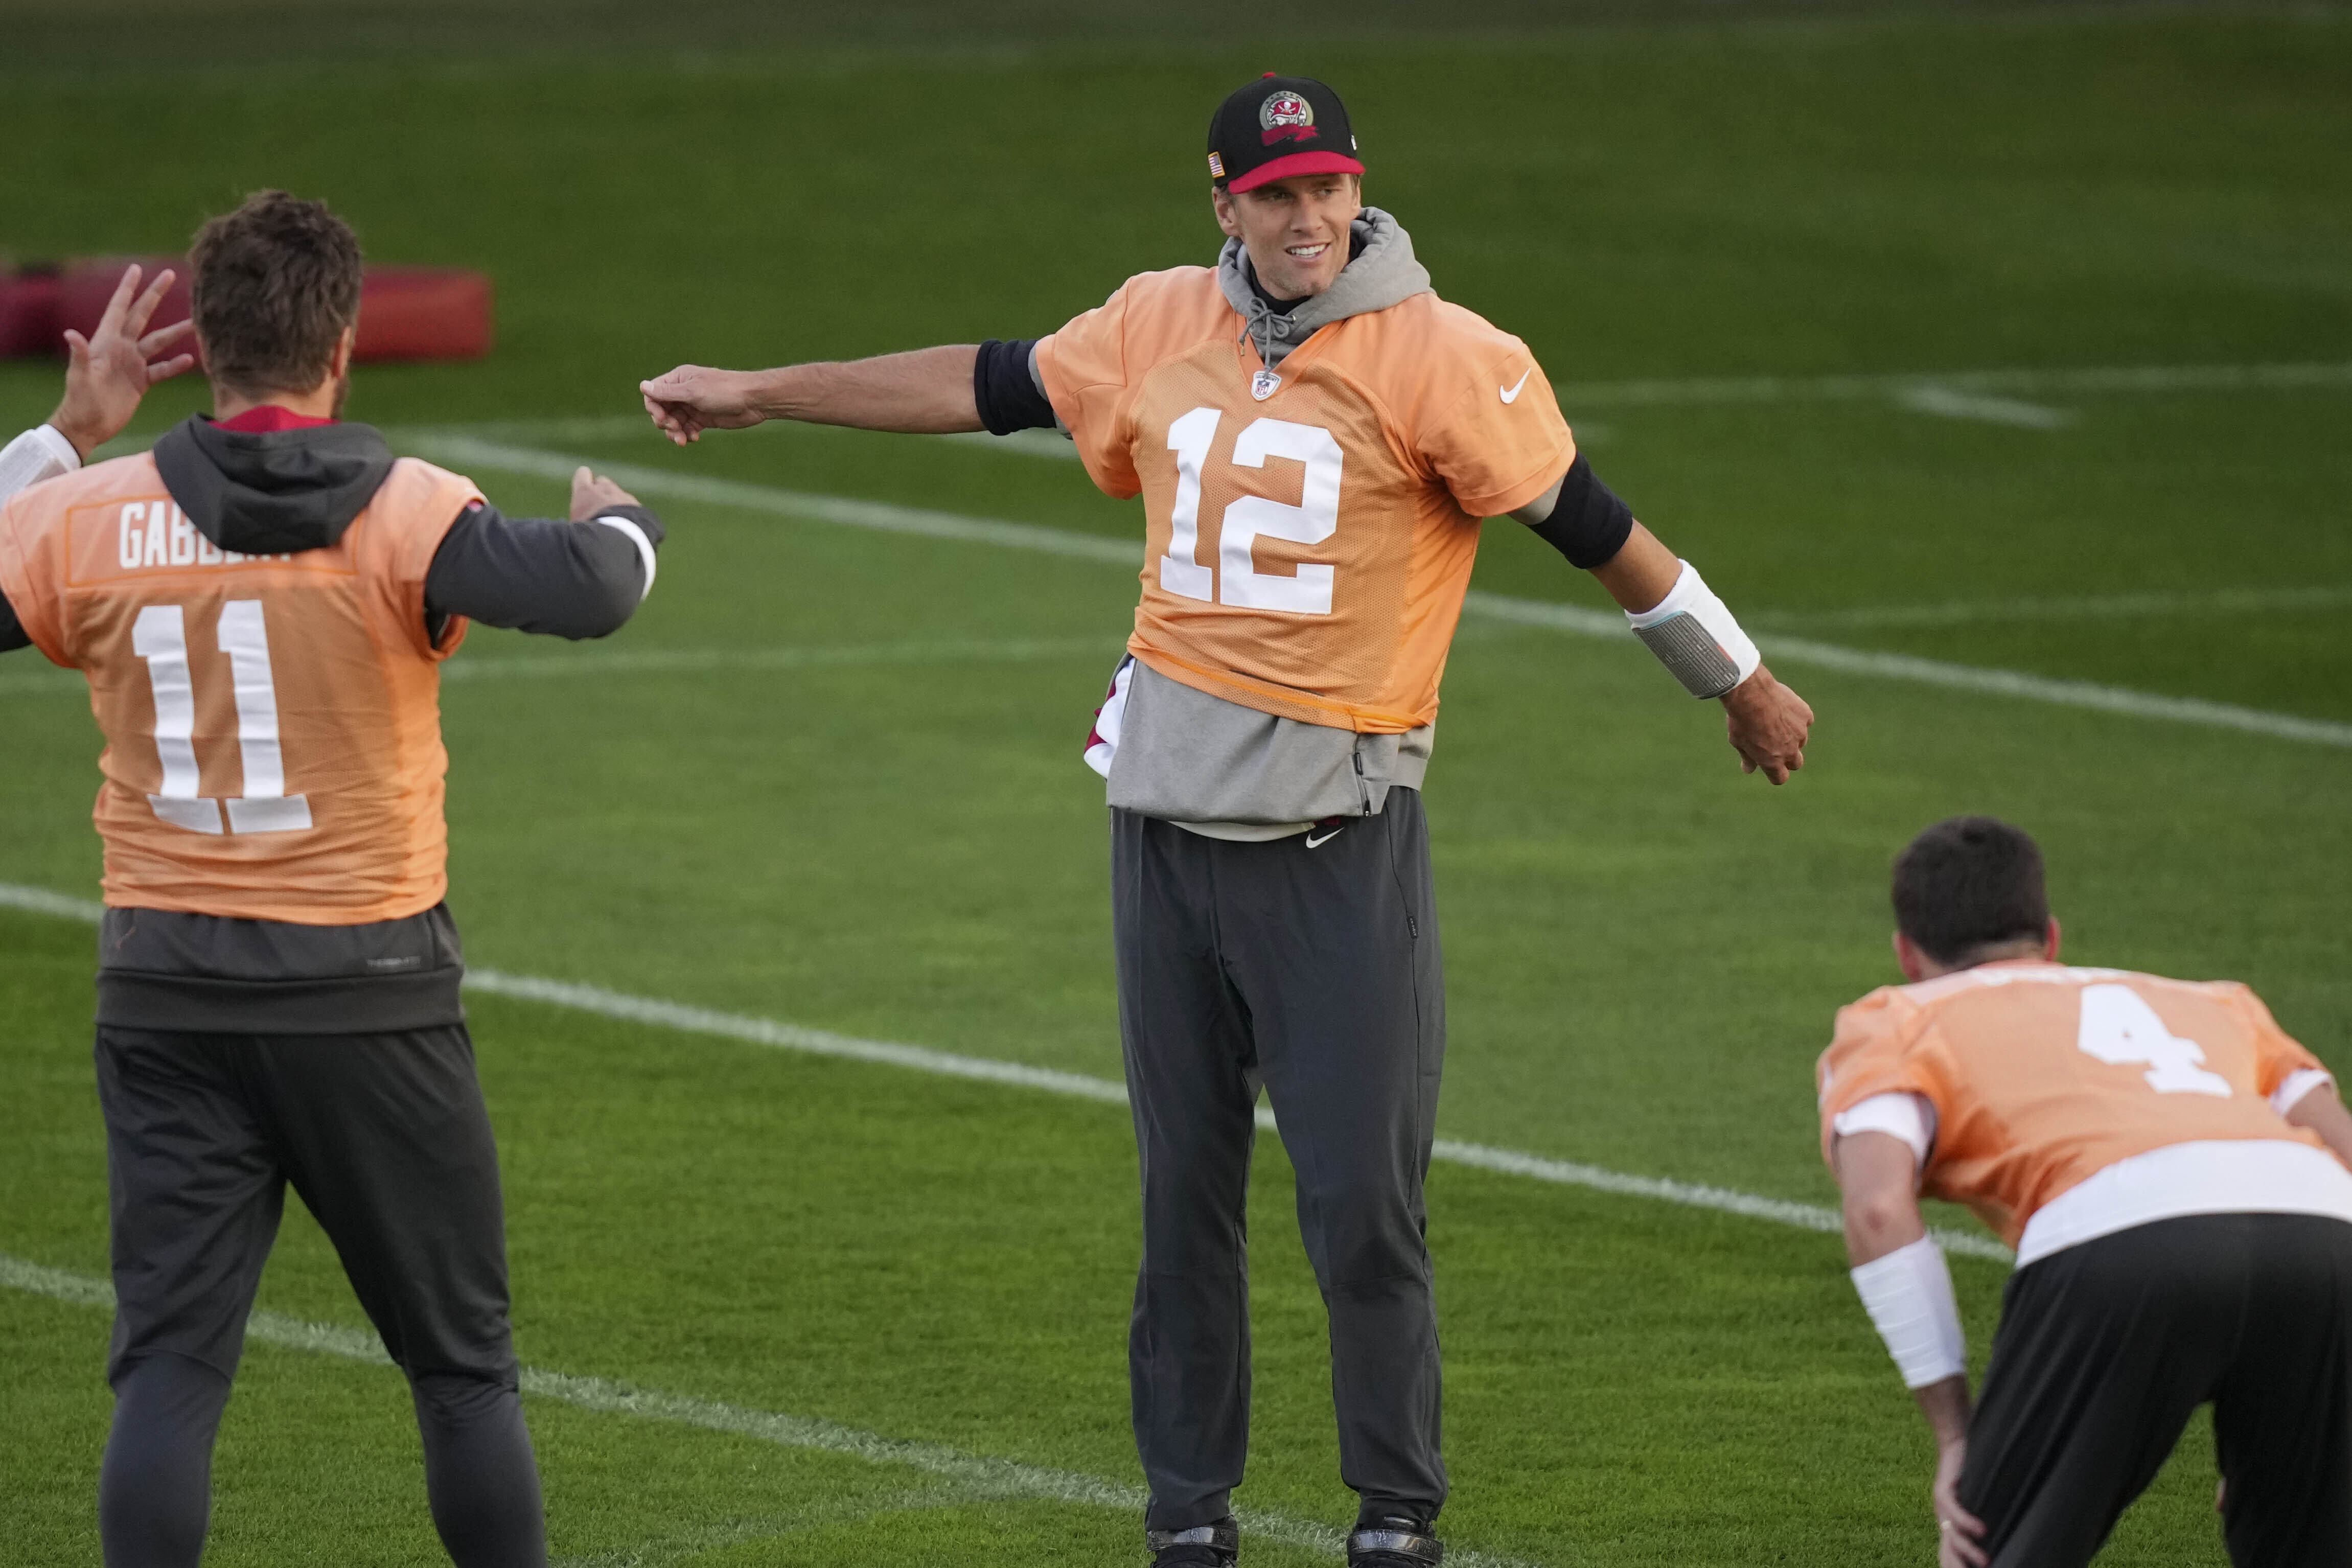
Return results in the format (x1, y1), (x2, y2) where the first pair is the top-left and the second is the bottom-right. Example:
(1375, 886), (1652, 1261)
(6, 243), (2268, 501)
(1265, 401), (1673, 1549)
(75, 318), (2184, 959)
(1160, 407), (1345, 615)
(2076, 983), (2231, 1097)
(130, 602), (313, 836)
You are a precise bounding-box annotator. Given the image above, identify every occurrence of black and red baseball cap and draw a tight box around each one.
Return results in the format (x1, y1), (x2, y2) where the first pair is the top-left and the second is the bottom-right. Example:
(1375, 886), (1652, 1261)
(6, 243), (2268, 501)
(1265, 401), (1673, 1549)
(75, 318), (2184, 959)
(1207, 74), (1364, 193)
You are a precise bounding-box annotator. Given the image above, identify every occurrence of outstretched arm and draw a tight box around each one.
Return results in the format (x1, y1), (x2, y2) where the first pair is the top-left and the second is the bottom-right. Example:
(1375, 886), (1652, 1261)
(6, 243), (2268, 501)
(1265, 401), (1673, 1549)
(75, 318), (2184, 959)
(640, 345), (983, 445)
(1513, 459), (1814, 783)
(1835, 1131), (1987, 1568)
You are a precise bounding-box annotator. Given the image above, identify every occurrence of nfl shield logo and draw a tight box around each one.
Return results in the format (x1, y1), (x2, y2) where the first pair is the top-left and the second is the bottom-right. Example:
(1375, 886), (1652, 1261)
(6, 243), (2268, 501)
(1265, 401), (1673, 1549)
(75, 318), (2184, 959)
(1251, 368), (1281, 401)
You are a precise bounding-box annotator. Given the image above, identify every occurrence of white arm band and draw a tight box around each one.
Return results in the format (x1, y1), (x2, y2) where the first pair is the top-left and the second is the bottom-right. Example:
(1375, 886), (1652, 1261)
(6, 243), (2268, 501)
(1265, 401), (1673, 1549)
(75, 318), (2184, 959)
(1833, 1092), (1938, 1168)
(593, 515), (658, 602)
(1851, 1235), (1967, 1389)
(0, 425), (81, 504)
(2273, 1068), (2335, 1119)
(1625, 560), (1762, 698)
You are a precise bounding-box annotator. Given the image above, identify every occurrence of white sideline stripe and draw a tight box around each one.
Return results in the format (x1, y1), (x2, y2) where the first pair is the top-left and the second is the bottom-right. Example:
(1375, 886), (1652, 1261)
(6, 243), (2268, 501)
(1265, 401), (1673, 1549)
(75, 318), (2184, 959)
(1551, 360), (2352, 409)
(1459, 593), (2352, 750)
(0, 881), (2009, 1264)
(0, 1254), (1491, 1566)
(1757, 584), (2352, 631)
(403, 435), (2352, 752)
(0, 636), (1128, 697)
(402, 361), (2352, 451)
(15, 588), (2346, 700)
(403, 434), (1139, 566)
(1894, 385), (2073, 429)
(439, 636), (1123, 684)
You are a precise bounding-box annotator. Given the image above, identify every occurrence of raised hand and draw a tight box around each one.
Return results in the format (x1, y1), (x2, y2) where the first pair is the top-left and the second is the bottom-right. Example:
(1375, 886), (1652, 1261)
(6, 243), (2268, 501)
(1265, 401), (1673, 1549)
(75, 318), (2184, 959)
(48, 265), (199, 459)
(638, 365), (767, 446)
(568, 466), (641, 521)
(1721, 665), (1814, 785)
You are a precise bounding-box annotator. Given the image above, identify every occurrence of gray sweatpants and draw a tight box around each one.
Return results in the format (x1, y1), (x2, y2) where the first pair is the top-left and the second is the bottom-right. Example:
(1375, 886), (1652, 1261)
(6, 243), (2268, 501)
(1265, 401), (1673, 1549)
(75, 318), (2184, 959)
(1111, 790), (1447, 1533)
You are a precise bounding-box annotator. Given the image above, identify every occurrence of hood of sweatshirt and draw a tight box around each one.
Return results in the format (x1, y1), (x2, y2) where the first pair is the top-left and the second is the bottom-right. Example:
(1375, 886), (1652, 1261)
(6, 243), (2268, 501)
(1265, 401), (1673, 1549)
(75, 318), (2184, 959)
(152, 415), (398, 555)
(1216, 205), (1433, 371)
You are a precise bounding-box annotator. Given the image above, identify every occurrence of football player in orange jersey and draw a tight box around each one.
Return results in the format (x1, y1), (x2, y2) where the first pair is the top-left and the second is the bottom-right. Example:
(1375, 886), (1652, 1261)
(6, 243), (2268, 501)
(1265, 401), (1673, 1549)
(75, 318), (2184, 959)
(1822, 817), (2352, 1568)
(0, 193), (668, 1568)
(641, 74), (1813, 1568)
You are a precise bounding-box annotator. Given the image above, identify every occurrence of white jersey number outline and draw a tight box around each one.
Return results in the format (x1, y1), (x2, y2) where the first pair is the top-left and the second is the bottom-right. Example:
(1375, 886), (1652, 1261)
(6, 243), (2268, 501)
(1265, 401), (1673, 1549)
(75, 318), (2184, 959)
(2076, 983), (2232, 1098)
(1160, 407), (1344, 615)
(129, 602), (313, 836)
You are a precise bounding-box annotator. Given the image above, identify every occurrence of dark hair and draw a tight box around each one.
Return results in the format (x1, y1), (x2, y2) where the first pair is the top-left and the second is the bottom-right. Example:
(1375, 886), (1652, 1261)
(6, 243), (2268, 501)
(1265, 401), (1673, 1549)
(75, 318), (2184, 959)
(189, 191), (363, 397)
(1890, 816), (2049, 966)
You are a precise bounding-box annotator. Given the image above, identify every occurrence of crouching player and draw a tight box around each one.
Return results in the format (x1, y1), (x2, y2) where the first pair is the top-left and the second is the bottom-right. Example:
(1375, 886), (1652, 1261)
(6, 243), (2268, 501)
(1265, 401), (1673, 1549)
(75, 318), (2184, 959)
(0, 192), (665, 1567)
(1820, 816), (2352, 1567)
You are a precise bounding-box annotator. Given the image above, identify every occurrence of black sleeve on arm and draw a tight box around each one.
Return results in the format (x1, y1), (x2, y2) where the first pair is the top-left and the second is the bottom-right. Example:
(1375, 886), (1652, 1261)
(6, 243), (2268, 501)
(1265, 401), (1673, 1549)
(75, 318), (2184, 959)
(973, 338), (1058, 436)
(423, 502), (665, 641)
(0, 586), (29, 654)
(1525, 453), (1636, 570)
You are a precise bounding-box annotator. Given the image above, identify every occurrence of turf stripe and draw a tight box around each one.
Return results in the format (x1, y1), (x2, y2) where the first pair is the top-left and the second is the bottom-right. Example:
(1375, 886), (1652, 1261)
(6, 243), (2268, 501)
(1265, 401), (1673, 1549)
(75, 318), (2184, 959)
(1461, 595), (2352, 749)
(393, 361), (2352, 451)
(0, 635), (1125, 698)
(397, 434), (2352, 751)
(405, 434), (1138, 566)
(0, 1253), (1511, 1567)
(1550, 360), (2352, 408)
(0, 881), (2010, 1263)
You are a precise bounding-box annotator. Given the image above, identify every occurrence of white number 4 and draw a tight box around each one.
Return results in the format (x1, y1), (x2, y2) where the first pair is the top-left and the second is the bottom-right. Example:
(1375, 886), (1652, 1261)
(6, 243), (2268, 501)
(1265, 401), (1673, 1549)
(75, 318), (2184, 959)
(130, 602), (312, 836)
(2076, 983), (2231, 1097)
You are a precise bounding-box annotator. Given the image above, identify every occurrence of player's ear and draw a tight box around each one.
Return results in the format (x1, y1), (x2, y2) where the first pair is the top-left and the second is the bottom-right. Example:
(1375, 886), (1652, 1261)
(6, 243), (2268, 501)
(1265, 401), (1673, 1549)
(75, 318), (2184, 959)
(1211, 182), (1242, 239)
(1893, 930), (1930, 983)
(328, 324), (357, 383)
(2043, 916), (2062, 962)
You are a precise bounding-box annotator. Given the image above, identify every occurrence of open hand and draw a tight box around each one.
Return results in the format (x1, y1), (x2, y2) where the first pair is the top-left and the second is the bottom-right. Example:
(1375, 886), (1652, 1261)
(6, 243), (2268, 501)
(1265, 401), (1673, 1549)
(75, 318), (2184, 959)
(639, 364), (765, 446)
(48, 265), (198, 459)
(1933, 1440), (1988, 1568)
(1720, 665), (1813, 784)
(568, 466), (640, 521)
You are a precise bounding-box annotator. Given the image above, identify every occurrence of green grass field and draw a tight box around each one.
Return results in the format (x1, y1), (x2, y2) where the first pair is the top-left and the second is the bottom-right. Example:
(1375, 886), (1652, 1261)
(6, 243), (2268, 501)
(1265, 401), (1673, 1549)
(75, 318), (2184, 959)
(3, 6), (2349, 1564)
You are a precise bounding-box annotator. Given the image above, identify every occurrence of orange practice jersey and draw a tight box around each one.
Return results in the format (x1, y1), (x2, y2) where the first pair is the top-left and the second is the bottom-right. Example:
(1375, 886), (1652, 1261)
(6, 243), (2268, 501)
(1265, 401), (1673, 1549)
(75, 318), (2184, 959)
(1037, 267), (1575, 733)
(1817, 962), (2332, 1249)
(0, 453), (480, 924)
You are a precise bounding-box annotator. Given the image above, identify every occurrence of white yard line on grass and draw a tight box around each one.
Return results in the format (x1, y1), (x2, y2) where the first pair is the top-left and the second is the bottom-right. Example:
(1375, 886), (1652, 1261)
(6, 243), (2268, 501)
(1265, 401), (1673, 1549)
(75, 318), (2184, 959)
(1755, 584), (2352, 631)
(0, 881), (2009, 1264)
(0, 635), (1123, 697)
(399, 434), (2352, 752)
(0, 1253), (1495, 1568)
(397, 359), (2352, 453)
(1549, 360), (2352, 409)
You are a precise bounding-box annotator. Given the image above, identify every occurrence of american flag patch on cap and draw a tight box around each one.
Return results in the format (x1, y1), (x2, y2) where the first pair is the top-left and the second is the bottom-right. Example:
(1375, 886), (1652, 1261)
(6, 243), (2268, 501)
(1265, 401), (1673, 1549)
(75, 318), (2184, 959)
(1208, 152), (1226, 177)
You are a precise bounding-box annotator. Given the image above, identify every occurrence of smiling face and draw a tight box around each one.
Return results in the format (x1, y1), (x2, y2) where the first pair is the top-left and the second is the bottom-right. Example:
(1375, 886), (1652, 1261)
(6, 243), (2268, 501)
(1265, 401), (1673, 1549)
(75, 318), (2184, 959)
(1211, 171), (1363, 301)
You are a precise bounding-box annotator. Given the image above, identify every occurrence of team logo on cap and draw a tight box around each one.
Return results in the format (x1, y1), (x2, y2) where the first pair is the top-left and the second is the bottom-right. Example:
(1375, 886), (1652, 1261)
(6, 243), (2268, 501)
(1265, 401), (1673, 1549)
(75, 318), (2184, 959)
(1258, 89), (1319, 147)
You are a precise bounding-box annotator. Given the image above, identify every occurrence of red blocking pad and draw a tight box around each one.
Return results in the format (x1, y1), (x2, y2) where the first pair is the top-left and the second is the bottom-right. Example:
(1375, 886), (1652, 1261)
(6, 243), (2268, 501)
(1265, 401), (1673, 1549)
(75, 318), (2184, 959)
(0, 269), (64, 357)
(37, 257), (492, 363)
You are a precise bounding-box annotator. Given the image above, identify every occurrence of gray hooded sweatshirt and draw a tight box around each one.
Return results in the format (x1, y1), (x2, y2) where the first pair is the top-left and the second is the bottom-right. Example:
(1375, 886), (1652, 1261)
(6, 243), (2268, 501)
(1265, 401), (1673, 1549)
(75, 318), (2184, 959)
(1104, 209), (1448, 838)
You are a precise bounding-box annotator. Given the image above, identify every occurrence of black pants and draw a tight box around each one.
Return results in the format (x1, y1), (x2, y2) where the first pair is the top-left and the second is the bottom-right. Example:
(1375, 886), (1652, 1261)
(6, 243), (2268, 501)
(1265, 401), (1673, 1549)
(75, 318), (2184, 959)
(1960, 1212), (2352, 1567)
(1111, 791), (1446, 1533)
(93, 1024), (545, 1568)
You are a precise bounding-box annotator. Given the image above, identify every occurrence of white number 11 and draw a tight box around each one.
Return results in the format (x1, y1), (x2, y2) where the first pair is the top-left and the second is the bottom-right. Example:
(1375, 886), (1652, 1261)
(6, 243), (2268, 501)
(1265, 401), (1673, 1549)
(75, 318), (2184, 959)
(130, 602), (313, 836)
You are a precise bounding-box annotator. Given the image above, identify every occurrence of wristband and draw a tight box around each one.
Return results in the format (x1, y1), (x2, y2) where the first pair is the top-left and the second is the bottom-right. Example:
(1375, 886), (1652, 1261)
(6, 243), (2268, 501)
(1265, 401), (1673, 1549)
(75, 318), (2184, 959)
(1626, 560), (1761, 699)
(1850, 1235), (1966, 1389)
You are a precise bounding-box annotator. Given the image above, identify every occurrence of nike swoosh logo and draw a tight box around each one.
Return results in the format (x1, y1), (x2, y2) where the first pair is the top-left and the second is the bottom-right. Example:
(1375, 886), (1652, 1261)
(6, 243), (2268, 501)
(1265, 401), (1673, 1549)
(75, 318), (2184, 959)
(1304, 827), (1345, 849)
(1500, 369), (1532, 404)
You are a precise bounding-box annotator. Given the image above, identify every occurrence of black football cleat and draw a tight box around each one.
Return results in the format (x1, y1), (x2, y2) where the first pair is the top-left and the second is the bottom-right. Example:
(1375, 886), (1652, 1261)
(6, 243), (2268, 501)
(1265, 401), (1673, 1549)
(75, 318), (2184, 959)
(1347, 1519), (1443, 1568)
(1147, 1517), (1239, 1568)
